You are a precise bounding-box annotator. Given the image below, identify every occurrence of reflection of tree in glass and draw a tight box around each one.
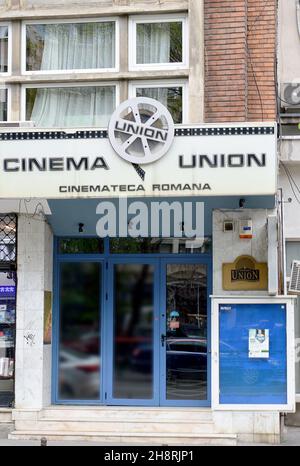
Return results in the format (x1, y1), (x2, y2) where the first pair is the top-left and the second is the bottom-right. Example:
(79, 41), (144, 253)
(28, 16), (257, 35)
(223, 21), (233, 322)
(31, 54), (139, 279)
(127, 264), (150, 337)
(60, 263), (100, 343)
(169, 22), (183, 63)
(59, 238), (103, 254)
(115, 264), (152, 338)
(110, 238), (158, 254)
(166, 264), (207, 338)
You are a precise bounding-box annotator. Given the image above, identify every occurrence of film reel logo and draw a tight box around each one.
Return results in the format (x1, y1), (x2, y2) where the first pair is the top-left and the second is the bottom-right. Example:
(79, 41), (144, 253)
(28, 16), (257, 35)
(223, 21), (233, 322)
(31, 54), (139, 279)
(108, 97), (175, 166)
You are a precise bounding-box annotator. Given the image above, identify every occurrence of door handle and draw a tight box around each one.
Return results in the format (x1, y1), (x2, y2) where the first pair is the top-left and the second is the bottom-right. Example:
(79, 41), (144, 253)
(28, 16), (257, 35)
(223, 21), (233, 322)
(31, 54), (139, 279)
(161, 334), (166, 347)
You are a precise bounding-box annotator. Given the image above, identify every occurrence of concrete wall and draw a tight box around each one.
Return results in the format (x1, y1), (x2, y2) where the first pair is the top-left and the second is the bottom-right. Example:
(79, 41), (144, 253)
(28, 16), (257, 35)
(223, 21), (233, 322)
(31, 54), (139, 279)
(279, 0), (300, 85)
(1, 0), (188, 12)
(213, 209), (275, 295)
(15, 214), (53, 409)
(278, 165), (300, 239)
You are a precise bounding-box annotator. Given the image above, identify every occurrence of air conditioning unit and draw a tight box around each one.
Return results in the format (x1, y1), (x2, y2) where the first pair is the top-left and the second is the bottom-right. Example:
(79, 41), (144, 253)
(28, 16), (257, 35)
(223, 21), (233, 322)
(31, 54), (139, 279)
(289, 260), (300, 294)
(281, 83), (300, 110)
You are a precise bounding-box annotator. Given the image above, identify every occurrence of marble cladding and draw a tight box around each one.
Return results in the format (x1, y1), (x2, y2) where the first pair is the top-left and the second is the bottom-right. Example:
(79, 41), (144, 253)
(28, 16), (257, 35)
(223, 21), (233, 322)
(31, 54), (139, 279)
(15, 214), (53, 409)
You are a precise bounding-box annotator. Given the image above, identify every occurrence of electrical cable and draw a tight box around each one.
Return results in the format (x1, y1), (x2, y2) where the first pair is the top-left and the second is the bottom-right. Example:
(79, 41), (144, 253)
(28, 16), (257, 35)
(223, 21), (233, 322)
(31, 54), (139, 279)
(296, 0), (300, 41)
(280, 161), (300, 204)
(246, 1), (273, 121)
(18, 198), (46, 218)
(247, 46), (264, 120)
(282, 162), (300, 196)
(247, 0), (273, 36)
(32, 202), (46, 218)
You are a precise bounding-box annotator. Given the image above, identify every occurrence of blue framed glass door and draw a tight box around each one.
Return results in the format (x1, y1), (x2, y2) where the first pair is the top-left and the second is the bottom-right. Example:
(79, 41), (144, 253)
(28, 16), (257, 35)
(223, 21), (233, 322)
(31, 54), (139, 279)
(54, 258), (104, 404)
(159, 258), (211, 407)
(106, 257), (211, 407)
(53, 238), (211, 407)
(106, 258), (160, 406)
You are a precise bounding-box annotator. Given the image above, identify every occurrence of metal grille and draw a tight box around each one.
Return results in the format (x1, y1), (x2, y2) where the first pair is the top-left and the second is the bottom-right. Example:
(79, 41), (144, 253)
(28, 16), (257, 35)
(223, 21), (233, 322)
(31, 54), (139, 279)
(289, 260), (300, 294)
(0, 214), (17, 266)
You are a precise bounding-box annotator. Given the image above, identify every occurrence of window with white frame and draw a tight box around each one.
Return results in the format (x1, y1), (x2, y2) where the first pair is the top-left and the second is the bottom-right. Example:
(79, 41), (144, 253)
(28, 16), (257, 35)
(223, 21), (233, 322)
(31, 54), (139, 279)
(129, 14), (188, 70)
(0, 87), (8, 121)
(129, 81), (187, 124)
(24, 84), (118, 128)
(24, 19), (118, 73)
(0, 24), (10, 74)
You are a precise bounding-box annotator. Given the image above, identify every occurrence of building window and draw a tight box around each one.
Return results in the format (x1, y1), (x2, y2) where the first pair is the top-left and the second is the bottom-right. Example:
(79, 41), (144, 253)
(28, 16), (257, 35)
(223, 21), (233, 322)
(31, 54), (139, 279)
(129, 14), (188, 70)
(129, 80), (187, 124)
(23, 19), (118, 73)
(0, 24), (10, 74)
(285, 241), (300, 278)
(0, 87), (8, 121)
(23, 83), (118, 128)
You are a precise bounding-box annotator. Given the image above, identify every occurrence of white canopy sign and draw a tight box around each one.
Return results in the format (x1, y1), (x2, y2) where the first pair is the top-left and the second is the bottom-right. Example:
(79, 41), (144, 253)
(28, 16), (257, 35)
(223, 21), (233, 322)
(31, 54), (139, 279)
(0, 123), (277, 199)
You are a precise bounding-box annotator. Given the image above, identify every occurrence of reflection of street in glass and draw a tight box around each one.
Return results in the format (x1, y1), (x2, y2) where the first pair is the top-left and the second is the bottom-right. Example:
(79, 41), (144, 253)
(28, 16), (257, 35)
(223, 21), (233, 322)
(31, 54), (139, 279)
(59, 262), (101, 400)
(166, 264), (207, 400)
(59, 347), (100, 400)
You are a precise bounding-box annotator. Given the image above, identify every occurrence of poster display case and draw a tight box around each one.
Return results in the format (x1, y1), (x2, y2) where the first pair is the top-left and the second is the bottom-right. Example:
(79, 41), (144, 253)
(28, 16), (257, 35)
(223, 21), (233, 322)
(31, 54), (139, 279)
(211, 296), (296, 411)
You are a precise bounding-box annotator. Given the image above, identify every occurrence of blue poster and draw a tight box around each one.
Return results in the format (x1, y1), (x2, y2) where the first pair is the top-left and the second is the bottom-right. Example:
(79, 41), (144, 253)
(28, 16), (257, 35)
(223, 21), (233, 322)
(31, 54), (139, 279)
(219, 303), (287, 404)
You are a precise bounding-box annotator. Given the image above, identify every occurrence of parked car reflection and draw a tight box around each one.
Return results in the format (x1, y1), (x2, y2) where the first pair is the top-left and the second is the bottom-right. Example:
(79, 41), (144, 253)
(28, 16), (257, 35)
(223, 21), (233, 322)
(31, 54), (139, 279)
(131, 337), (207, 379)
(166, 338), (207, 380)
(59, 347), (100, 400)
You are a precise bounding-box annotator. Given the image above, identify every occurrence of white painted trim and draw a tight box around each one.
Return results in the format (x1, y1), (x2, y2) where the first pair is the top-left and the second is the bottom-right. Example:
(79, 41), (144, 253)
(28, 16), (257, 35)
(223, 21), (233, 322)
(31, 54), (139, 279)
(21, 17), (120, 75)
(211, 296), (296, 412)
(0, 85), (11, 122)
(21, 81), (120, 125)
(0, 22), (11, 76)
(128, 13), (189, 72)
(128, 79), (188, 124)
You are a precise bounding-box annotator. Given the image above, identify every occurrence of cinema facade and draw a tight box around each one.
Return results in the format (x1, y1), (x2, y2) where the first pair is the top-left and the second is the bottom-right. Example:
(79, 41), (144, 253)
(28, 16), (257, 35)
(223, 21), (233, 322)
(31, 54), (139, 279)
(0, 104), (294, 444)
(0, 0), (295, 445)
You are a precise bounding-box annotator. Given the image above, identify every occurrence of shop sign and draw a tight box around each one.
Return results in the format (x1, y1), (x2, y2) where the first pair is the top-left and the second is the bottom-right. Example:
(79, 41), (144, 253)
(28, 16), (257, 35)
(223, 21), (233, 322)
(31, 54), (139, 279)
(222, 255), (268, 290)
(0, 98), (277, 199)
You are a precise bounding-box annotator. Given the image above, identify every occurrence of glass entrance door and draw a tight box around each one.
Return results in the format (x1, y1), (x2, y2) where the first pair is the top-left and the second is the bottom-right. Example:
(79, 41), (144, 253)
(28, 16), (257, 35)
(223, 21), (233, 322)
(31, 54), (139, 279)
(57, 261), (102, 402)
(160, 260), (209, 406)
(107, 260), (160, 405)
(107, 258), (210, 407)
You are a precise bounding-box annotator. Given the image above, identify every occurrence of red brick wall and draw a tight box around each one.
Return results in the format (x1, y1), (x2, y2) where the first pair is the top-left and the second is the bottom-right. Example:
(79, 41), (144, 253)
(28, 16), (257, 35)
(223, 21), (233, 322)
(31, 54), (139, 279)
(247, 0), (277, 121)
(204, 0), (277, 122)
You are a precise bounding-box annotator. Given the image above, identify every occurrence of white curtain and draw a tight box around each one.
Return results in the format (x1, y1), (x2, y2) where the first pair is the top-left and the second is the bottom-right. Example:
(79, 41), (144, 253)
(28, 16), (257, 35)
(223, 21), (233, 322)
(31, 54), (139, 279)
(136, 87), (169, 109)
(28, 22), (116, 127)
(136, 23), (170, 64)
(39, 22), (115, 70)
(30, 86), (115, 128)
